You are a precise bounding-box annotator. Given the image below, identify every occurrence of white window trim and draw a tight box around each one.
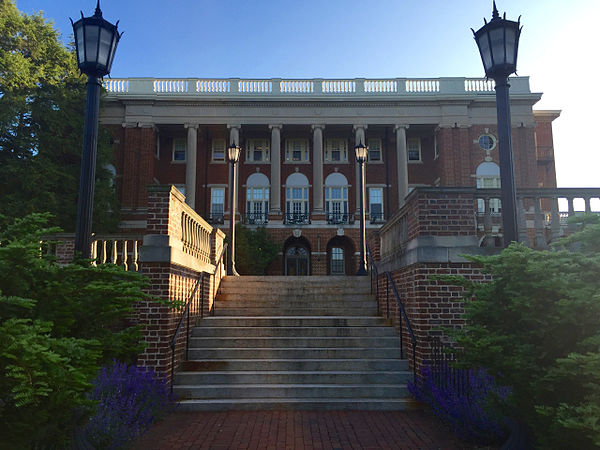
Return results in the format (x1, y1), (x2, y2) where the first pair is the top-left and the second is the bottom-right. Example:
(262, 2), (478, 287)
(284, 138), (310, 163)
(210, 187), (226, 216)
(368, 187), (384, 221)
(407, 137), (422, 163)
(434, 134), (439, 160)
(211, 138), (226, 163)
(172, 138), (186, 163)
(324, 138), (348, 163)
(367, 138), (383, 164)
(245, 138), (270, 164)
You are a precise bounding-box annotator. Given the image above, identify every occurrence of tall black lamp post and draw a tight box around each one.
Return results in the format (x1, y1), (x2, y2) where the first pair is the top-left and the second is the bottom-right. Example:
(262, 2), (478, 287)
(473, 1), (521, 246)
(355, 142), (368, 275)
(227, 143), (241, 276)
(71, 1), (121, 258)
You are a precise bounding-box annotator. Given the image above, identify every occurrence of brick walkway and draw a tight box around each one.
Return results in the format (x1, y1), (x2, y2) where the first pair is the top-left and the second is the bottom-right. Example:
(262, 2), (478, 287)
(132, 410), (469, 449)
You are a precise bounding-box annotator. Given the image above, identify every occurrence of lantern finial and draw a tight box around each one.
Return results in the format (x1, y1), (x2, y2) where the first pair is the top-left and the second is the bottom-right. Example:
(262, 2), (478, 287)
(492, 1), (499, 20)
(94, 0), (102, 17)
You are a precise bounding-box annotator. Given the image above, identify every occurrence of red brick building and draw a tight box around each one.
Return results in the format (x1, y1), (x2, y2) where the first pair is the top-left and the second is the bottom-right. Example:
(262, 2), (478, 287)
(100, 76), (559, 275)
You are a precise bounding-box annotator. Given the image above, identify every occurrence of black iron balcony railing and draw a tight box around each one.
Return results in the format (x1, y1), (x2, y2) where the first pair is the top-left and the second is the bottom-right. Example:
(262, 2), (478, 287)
(369, 212), (385, 224)
(285, 212), (310, 225)
(244, 212), (269, 225)
(326, 213), (353, 225)
(208, 213), (224, 224)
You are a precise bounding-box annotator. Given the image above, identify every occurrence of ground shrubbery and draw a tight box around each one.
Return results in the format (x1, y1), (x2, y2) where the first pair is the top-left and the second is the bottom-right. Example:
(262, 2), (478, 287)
(0, 214), (176, 448)
(435, 223), (600, 449)
(233, 224), (279, 275)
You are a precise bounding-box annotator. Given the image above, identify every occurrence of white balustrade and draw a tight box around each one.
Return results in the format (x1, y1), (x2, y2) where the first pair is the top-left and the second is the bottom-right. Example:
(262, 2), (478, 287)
(280, 80), (313, 93)
(322, 80), (356, 94)
(91, 236), (142, 271)
(238, 80), (272, 93)
(154, 79), (189, 93)
(364, 79), (398, 93)
(181, 212), (212, 264)
(405, 79), (440, 93)
(465, 78), (495, 92)
(196, 79), (231, 93)
(103, 79), (129, 93)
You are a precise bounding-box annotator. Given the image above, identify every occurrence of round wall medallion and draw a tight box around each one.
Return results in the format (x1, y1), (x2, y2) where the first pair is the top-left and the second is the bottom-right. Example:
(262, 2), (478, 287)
(337, 227), (344, 236)
(293, 229), (301, 238)
(478, 134), (496, 151)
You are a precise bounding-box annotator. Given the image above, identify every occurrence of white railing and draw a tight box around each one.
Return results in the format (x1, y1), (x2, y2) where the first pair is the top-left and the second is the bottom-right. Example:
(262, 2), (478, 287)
(465, 78), (495, 92)
(91, 236), (143, 271)
(104, 77), (531, 97)
(406, 79), (440, 93)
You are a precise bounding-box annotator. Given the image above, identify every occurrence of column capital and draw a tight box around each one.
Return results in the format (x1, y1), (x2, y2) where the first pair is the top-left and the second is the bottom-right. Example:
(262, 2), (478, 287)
(311, 124), (326, 131)
(122, 122), (138, 129)
(184, 123), (199, 130)
(138, 122), (157, 130)
(227, 124), (241, 130)
(269, 124), (283, 131)
(353, 124), (368, 132)
(394, 124), (410, 132)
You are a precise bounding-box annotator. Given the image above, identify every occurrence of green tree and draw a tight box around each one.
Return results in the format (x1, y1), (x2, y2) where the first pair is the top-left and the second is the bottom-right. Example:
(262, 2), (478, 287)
(0, 214), (150, 447)
(445, 227), (600, 449)
(233, 224), (279, 275)
(0, 0), (118, 233)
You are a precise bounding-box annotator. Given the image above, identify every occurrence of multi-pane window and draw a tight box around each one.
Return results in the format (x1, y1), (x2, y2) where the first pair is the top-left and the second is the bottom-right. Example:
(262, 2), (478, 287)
(369, 187), (384, 223)
(210, 187), (225, 222)
(324, 139), (348, 162)
(325, 187), (348, 223)
(246, 139), (270, 162)
(476, 162), (501, 213)
(330, 247), (344, 274)
(246, 187), (269, 224)
(172, 138), (186, 161)
(285, 187), (309, 223)
(368, 138), (382, 162)
(434, 134), (439, 159)
(407, 137), (421, 162)
(212, 138), (226, 162)
(285, 139), (309, 162)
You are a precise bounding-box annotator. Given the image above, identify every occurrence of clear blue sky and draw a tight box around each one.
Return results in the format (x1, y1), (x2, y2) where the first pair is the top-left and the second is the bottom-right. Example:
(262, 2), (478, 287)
(15, 0), (600, 195)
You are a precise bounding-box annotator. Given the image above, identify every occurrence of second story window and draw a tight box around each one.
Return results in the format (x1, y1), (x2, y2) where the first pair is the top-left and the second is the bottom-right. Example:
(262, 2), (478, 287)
(285, 139), (309, 162)
(369, 187), (384, 223)
(245, 173), (270, 224)
(407, 137), (421, 162)
(172, 138), (186, 162)
(368, 138), (382, 162)
(210, 187), (225, 223)
(324, 172), (350, 224)
(246, 139), (270, 163)
(285, 172), (310, 224)
(212, 138), (226, 162)
(324, 138), (348, 162)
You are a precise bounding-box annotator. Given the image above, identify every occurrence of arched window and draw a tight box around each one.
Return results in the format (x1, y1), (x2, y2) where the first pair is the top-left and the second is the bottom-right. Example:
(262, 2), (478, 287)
(285, 173), (309, 224)
(476, 162), (501, 213)
(246, 173), (270, 224)
(324, 172), (349, 224)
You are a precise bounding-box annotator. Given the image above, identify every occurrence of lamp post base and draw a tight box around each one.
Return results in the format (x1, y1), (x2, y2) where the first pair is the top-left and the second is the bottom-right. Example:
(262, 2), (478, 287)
(356, 264), (368, 276)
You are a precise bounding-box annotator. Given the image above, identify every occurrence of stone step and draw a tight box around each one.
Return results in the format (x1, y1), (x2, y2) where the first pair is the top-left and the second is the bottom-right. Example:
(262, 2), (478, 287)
(182, 358), (408, 372)
(173, 384), (409, 400)
(192, 326), (396, 338)
(214, 308), (378, 316)
(177, 398), (416, 411)
(188, 336), (401, 348)
(174, 370), (412, 385)
(198, 316), (388, 327)
(219, 285), (372, 293)
(187, 347), (402, 359)
(216, 295), (374, 303)
(221, 275), (370, 284)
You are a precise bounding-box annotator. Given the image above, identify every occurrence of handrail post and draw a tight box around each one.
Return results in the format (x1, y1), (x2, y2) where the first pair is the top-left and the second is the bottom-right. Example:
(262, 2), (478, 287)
(386, 276), (390, 319)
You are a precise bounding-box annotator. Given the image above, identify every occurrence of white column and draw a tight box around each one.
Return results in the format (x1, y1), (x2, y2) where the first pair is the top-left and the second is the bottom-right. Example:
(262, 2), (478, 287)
(184, 124), (198, 208)
(312, 124), (325, 213)
(395, 124), (409, 208)
(269, 124), (282, 214)
(353, 125), (367, 212)
(228, 125), (241, 215)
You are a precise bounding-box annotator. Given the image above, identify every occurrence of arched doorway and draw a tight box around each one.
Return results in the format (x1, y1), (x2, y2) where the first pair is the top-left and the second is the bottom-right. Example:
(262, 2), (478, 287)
(283, 236), (311, 276)
(326, 236), (355, 275)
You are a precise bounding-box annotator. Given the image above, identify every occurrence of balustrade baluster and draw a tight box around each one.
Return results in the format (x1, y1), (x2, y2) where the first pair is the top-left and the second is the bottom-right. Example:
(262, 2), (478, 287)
(133, 240), (139, 271)
(585, 197), (592, 214)
(91, 240), (98, 266)
(111, 240), (118, 265)
(483, 197), (494, 247)
(550, 199), (561, 242)
(122, 240), (129, 271)
(533, 197), (547, 248)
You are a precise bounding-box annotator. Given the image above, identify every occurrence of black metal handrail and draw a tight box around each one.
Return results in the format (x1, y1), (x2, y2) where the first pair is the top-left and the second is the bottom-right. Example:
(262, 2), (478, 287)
(244, 212), (268, 225)
(169, 272), (205, 393)
(169, 243), (228, 393)
(326, 213), (354, 225)
(366, 244), (418, 383)
(210, 243), (228, 317)
(284, 212), (310, 225)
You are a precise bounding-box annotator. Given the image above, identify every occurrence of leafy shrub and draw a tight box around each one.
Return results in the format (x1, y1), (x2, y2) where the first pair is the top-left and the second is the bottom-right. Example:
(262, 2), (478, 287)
(409, 364), (510, 444)
(84, 361), (178, 449)
(442, 226), (600, 449)
(233, 224), (279, 275)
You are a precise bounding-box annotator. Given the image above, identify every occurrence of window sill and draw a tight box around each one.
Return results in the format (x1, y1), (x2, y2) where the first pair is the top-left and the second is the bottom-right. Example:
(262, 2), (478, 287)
(171, 160), (186, 164)
(284, 161), (311, 164)
(210, 160), (227, 164)
(408, 160), (423, 164)
(324, 161), (349, 164)
(244, 161), (271, 165)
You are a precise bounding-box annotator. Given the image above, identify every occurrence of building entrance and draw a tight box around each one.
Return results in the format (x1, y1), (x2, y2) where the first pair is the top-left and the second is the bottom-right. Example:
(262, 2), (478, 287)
(285, 246), (309, 276)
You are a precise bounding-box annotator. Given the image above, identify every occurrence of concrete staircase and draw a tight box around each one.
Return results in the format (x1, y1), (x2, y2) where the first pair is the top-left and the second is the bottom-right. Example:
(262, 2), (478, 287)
(174, 276), (414, 411)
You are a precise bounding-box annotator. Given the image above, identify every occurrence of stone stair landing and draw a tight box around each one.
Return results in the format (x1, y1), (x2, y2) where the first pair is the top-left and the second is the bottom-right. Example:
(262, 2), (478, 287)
(173, 276), (415, 411)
